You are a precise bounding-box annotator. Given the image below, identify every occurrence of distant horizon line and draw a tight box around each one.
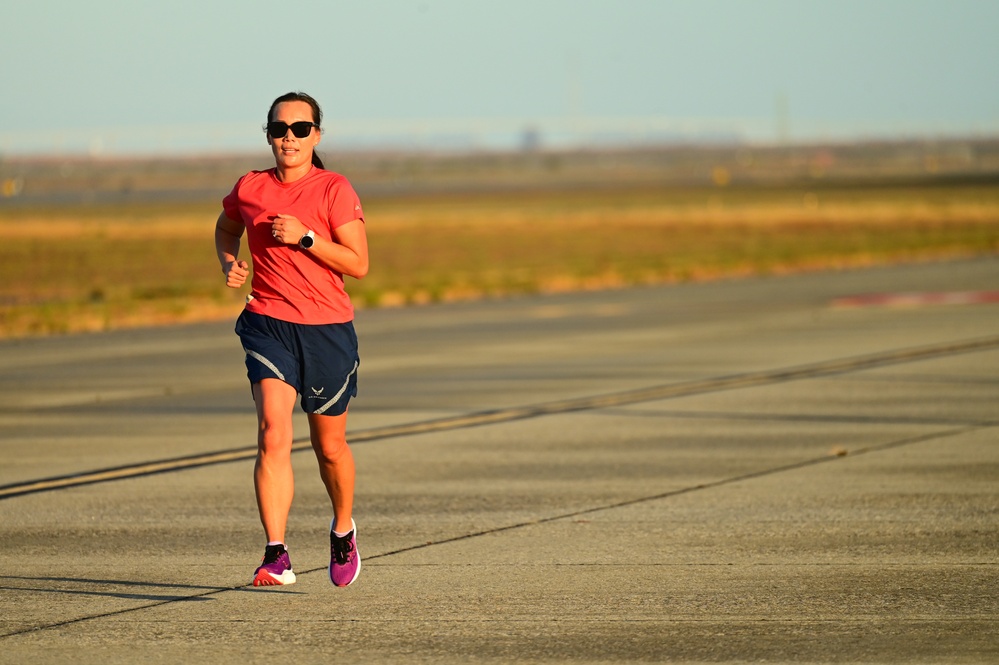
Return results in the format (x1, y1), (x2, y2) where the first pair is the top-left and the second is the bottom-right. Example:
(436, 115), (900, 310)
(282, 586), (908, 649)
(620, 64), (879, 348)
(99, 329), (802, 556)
(2, 115), (998, 160)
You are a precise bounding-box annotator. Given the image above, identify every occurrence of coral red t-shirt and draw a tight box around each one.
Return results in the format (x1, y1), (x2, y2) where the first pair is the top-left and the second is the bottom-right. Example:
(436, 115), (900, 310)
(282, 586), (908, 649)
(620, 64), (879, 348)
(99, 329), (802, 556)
(222, 167), (364, 324)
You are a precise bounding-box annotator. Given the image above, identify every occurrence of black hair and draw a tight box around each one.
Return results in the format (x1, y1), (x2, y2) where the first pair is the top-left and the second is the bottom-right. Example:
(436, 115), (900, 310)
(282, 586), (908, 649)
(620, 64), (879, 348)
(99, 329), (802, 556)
(267, 91), (325, 169)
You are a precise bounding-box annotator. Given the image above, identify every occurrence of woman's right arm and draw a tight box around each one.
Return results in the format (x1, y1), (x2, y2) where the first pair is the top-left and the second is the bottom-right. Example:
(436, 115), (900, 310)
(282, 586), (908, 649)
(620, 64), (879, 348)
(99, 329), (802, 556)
(215, 212), (250, 288)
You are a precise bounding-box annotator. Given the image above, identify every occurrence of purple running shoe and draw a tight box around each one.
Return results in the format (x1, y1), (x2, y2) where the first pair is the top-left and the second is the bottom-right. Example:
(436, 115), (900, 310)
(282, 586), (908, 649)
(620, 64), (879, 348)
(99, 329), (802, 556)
(252, 544), (296, 587)
(329, 519), (360, 587)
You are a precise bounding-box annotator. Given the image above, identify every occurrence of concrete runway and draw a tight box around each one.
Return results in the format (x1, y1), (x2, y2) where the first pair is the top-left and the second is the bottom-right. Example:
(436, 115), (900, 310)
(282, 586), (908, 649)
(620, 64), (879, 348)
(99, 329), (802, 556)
(1, 258), (997, 664)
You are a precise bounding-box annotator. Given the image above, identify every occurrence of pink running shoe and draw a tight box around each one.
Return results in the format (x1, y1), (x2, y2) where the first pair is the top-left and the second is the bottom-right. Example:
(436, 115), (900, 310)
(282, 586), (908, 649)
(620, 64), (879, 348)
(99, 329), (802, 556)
(329, 519), (360, 587)
(252, 544), (297, 587)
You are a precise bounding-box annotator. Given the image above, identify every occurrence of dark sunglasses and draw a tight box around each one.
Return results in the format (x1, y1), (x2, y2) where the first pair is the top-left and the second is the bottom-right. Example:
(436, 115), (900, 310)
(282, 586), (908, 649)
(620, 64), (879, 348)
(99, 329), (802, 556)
(265, 121), (319, 139)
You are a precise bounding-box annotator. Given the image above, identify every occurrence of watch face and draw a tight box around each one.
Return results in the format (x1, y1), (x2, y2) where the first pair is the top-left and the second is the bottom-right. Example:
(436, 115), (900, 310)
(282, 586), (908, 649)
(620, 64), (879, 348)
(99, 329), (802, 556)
(300, 233), (314, 248)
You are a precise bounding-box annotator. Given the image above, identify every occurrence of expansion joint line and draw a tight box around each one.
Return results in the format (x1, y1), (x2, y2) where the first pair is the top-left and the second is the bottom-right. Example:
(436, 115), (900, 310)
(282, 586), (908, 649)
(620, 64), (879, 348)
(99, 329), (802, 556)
(1, 333), (998, 501)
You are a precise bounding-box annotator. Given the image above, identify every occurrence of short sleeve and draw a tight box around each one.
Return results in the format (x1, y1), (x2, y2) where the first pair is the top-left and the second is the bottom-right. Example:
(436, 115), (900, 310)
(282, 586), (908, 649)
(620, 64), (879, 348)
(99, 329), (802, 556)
(327, 176), (364, 229)
(221, 176), (246, 222)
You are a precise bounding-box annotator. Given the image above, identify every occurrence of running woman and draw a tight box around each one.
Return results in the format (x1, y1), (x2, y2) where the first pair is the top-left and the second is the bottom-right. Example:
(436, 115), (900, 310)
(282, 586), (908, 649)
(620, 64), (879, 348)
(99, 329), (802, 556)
(214, 91), (368, 588)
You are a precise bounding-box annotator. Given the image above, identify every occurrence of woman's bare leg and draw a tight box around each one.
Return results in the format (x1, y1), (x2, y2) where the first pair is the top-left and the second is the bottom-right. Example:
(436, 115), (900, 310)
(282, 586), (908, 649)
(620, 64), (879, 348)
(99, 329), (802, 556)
(252, 378), (298, 543)
(308, 410), (354, 533)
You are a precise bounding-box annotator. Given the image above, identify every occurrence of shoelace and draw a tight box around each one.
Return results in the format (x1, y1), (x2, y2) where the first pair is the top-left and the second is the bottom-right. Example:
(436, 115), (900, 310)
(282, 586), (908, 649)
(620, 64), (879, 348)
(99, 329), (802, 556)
(262, 545), (286, 565)
(330, 531), (355, 565)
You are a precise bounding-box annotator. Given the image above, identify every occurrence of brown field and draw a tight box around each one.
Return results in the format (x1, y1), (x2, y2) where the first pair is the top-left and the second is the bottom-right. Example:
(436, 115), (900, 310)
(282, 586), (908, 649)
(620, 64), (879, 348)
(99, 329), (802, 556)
(1, 142), (998, 338)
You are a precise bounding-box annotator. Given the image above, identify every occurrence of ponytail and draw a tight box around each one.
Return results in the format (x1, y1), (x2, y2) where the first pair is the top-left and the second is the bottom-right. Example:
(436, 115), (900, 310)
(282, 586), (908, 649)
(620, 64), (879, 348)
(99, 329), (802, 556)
(312, 151), (325, 170)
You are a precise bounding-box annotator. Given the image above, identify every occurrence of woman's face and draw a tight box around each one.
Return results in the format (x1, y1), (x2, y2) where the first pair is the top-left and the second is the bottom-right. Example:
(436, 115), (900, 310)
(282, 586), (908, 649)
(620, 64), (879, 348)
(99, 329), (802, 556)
(267, 100), (320, 171)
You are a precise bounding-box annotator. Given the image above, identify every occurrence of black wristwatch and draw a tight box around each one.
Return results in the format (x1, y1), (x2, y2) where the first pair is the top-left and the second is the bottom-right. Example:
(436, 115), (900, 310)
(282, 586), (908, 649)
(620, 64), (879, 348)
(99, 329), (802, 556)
(299, 229), (315, 249)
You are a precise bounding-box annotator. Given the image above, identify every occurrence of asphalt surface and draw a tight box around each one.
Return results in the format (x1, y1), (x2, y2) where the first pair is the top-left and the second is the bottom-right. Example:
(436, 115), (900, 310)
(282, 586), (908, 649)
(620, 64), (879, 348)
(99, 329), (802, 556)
(1, 258), (997, 664)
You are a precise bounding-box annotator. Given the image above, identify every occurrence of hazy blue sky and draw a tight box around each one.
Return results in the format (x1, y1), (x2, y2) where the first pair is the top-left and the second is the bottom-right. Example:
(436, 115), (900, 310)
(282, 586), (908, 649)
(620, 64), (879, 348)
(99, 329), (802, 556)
(2, 0), (997, 155)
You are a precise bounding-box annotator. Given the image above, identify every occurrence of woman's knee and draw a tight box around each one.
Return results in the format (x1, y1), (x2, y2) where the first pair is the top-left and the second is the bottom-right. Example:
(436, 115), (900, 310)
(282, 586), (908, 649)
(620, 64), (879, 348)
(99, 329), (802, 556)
(257, 418), (293, 453)
(313, 436), (351, 466)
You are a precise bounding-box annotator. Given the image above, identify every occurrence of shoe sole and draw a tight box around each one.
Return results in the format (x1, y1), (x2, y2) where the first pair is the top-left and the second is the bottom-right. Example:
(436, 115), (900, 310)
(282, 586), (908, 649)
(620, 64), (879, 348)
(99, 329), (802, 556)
(253, 569), (297, 586)
(329, 518), (361, 587)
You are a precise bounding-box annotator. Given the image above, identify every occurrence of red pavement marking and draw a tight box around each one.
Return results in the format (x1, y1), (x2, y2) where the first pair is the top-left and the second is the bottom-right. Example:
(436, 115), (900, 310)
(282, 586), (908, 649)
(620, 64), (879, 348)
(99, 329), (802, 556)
(831, 291), (999, 308)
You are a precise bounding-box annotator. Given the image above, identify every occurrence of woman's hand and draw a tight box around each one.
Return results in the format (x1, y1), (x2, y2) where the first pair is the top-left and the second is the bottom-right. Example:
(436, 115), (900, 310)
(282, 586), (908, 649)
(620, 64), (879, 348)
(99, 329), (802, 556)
(224, 260), (250, 288)
(270, 213), (309, 245)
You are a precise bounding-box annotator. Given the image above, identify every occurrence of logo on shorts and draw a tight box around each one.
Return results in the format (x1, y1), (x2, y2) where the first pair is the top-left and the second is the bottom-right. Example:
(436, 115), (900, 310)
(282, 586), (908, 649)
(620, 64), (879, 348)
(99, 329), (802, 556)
(311, 386), (325, 397)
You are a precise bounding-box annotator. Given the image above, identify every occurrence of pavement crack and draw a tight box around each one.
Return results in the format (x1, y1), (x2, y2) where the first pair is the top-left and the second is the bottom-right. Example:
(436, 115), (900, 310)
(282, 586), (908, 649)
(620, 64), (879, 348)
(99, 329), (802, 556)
(1, 424), (988, 640)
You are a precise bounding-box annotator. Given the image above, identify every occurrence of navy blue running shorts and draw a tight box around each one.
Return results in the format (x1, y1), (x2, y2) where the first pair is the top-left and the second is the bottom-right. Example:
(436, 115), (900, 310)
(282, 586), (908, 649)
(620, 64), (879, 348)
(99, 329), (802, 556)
(235, 309), (359, 416)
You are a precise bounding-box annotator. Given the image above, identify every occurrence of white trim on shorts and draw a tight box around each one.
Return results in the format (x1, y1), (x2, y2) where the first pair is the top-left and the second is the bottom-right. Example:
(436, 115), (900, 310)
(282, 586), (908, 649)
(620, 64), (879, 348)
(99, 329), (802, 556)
(313, 360), (359, 416)
(244, 347), (286, 382)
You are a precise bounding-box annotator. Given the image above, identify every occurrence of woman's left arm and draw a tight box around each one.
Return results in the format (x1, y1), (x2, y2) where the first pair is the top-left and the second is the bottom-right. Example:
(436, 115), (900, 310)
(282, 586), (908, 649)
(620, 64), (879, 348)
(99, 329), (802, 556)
(271, 214), (368, 279)
(325, 219), (369, 279)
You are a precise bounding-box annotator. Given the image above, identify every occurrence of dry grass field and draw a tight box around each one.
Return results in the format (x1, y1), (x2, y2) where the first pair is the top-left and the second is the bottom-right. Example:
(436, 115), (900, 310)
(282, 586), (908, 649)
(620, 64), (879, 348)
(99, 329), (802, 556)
(1, 179), (997, 338)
